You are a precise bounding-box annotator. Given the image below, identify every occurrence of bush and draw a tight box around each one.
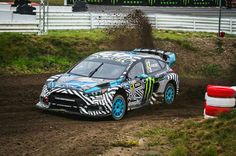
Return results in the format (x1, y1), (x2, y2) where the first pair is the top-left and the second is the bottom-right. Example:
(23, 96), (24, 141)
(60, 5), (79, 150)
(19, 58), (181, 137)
(201, 146), (217, 156)
(169, 146), (188, 156)
(199, 64), (222, 77)
(230, 56), (236, 80)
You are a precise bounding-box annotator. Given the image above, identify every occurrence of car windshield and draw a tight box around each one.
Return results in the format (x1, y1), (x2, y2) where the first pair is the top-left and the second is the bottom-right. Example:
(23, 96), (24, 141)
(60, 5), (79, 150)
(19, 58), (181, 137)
(69, 60), (126, 79)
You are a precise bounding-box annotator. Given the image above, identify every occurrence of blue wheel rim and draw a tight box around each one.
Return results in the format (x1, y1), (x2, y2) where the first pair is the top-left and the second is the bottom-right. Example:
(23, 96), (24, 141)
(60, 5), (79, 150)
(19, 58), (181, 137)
(165, 86), (175, 104)
(112, 97), (125, 119)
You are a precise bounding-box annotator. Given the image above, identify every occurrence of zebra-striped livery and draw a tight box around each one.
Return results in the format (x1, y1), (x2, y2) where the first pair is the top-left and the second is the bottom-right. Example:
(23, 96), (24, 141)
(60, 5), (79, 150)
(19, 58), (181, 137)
(36, 49), (179, 119)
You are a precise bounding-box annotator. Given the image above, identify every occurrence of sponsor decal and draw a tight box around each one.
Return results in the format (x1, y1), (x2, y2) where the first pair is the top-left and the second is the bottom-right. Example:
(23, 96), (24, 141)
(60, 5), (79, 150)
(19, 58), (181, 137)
(144, 77), (155, 101)
(129, 100), (141, 106)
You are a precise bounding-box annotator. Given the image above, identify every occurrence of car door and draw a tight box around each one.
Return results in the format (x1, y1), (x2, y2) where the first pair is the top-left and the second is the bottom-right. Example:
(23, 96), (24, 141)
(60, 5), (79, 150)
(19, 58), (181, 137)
(144, 58), (166, 94)
(126, 62), (147, 108)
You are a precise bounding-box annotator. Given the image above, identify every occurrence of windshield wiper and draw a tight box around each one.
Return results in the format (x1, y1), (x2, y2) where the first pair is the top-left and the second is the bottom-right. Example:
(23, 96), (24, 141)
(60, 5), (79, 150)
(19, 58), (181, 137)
(88, 63), (103, 77)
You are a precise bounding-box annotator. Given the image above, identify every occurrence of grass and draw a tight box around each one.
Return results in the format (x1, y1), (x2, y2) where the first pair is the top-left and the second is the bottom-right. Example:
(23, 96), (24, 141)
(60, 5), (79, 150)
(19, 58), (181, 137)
(111, 140), (139, 148)
(136, 110), (236, 156)
(153, 30), (217, 51)
(215, 39), (224, 54)
(153, 30), (198, 51)
(0, 30), (107, 75)
(198, 64), (223, 77)
(169, 146), (188, 156)
(0, 29), (235, 77)
(230, 57), (236, 79)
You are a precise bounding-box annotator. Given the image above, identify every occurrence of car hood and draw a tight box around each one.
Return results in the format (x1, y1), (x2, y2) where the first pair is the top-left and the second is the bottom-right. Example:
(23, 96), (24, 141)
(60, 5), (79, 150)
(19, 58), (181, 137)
(52, 73), (113, 91)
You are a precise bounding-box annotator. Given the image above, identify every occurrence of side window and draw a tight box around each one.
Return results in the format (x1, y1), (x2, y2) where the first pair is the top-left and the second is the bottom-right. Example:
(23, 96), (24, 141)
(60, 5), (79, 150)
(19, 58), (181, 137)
(128, 62), (145, 79)
(158, 60), (166, 69)
(145, 59), (162, 74)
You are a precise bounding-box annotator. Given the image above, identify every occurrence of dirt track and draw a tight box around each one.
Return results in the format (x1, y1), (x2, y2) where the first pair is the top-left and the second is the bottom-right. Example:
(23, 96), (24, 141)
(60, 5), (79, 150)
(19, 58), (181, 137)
(0, 74), (232, 156)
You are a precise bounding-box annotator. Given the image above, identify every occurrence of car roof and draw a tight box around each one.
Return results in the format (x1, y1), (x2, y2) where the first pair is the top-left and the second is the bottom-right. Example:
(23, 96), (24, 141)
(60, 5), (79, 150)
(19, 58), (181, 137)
(88, 51), (164, 65)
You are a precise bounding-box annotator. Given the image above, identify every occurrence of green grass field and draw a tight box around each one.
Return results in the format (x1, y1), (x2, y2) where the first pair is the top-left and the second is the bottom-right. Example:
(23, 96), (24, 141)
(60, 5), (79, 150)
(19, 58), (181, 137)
(0, 30), (235, 79)
(0, 29), (235, 155)
(0, 30), (107, 74)
(135, 110), (236, 156)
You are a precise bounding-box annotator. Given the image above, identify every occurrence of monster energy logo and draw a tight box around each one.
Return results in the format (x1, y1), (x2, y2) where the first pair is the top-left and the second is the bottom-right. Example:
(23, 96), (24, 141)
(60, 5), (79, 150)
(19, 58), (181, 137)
(144, 77), (155, 101)
(182, 0), (190, 5)
(111, 0), (118, 4)
(148, 0), (156, 5)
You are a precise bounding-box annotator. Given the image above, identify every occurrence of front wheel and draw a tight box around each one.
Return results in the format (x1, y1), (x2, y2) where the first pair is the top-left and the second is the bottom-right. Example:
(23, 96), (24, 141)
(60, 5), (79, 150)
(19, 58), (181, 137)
(164, 83), (175, 105)
(112, 95), (127, 120)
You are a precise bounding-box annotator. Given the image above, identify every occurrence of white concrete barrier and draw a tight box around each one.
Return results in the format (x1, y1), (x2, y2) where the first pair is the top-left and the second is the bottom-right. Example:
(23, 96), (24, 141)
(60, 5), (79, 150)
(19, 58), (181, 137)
(0, 4), (11, 11)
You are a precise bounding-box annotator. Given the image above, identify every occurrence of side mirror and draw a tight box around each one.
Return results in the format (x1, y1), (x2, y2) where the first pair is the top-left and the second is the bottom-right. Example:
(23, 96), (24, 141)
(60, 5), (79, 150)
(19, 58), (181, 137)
(135, 73), (149, 80)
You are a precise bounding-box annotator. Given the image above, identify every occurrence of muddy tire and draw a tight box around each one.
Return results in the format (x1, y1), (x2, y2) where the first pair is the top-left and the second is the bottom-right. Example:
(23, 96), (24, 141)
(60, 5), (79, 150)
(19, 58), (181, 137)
(164, 83), (175, 105)
(111, 94), (127, 120)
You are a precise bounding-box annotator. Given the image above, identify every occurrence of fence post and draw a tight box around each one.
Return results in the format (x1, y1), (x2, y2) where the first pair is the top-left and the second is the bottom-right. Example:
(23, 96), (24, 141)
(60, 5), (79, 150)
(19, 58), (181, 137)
(193, 18), (196, 31)
(90, 13), (93, 29)
(230, 18), (232, 34)
(155, 14), (158, 29)
(11, 12), (13, 22)
(38, 1), (42, 35)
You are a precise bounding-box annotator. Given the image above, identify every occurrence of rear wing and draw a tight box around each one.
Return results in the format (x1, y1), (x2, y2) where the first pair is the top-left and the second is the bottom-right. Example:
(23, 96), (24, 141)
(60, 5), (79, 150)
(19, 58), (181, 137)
(133, 48), (176, 67)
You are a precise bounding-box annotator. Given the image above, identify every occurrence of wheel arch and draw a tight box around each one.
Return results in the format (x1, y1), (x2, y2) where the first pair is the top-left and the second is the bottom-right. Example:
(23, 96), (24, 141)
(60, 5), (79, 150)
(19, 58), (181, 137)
(115, 87), (128, 101)
(115, 87), (128, 111)
(167, 79), (177, 95)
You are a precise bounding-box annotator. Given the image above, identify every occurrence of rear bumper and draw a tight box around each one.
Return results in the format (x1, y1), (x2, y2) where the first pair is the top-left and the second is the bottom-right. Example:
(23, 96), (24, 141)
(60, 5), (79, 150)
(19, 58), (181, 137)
(36, 102), (110, 117)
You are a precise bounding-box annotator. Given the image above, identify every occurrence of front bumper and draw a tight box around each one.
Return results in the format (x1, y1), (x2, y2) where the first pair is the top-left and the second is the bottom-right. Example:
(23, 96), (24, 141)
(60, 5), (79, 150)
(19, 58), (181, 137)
(36, 101), (111, 117)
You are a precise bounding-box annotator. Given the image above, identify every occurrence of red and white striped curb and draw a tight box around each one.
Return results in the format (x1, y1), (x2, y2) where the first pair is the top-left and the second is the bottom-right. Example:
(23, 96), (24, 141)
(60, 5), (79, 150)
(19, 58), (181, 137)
(207, 85), (236, 98)
(205, 93), (236, 107)
(204, 85), (236, 119)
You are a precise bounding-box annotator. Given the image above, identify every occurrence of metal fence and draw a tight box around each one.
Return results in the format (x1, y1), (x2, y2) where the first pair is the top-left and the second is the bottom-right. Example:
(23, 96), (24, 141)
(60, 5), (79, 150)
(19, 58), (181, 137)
(0, 11), (236, 34)
(36, 12), (236, 34)
(0, 22), (39, 32)
(84, 0), (226, 6)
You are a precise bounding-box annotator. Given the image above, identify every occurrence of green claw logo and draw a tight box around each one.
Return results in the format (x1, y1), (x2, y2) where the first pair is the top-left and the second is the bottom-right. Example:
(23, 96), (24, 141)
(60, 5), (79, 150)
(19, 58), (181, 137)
(144, 77), (155, 100)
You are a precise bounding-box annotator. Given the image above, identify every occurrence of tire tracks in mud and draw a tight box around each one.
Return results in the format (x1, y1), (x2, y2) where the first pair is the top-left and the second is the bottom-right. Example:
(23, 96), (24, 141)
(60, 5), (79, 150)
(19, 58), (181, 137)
(0, 74), (232, 156)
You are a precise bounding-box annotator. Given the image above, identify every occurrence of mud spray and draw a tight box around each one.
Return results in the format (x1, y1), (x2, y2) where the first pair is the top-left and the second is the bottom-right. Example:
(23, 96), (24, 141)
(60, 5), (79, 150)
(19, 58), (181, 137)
(106, 10), (154, 50)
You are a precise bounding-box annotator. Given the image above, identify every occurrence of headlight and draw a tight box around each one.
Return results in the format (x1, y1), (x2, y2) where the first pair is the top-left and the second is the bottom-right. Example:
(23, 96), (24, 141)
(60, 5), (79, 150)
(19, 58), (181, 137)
(40, 85), (48, 97)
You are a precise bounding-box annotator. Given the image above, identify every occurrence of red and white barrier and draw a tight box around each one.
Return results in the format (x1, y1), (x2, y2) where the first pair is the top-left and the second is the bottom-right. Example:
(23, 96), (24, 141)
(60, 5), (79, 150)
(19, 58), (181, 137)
(205, 93), (235, 107)
(207, 85), (235, 98)
(0, 2), (39, 6)
(204, 85), (236, 119)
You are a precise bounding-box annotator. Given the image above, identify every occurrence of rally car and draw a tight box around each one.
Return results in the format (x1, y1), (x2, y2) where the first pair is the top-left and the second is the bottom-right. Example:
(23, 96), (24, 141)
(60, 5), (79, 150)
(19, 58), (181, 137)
(36, 49), (179, 120)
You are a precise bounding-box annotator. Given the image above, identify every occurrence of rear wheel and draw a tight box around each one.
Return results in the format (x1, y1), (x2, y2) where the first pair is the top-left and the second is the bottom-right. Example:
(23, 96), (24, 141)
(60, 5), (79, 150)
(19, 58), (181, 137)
(164, 83), (175, 105)
(112, 95), (126, 120)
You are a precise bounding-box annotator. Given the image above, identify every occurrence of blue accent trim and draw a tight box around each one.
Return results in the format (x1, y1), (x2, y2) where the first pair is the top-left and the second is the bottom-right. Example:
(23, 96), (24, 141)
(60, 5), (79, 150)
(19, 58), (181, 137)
(112, 97), (125, 119)
(136, 73), (149, 79)
(165, 86), (174, 104)
(84, 86), (101, 93)
(47, 81), (56, 90)
(166, 52), (176, 67)
(58, 80), (97, 90)
(109, 78), (123, 87)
